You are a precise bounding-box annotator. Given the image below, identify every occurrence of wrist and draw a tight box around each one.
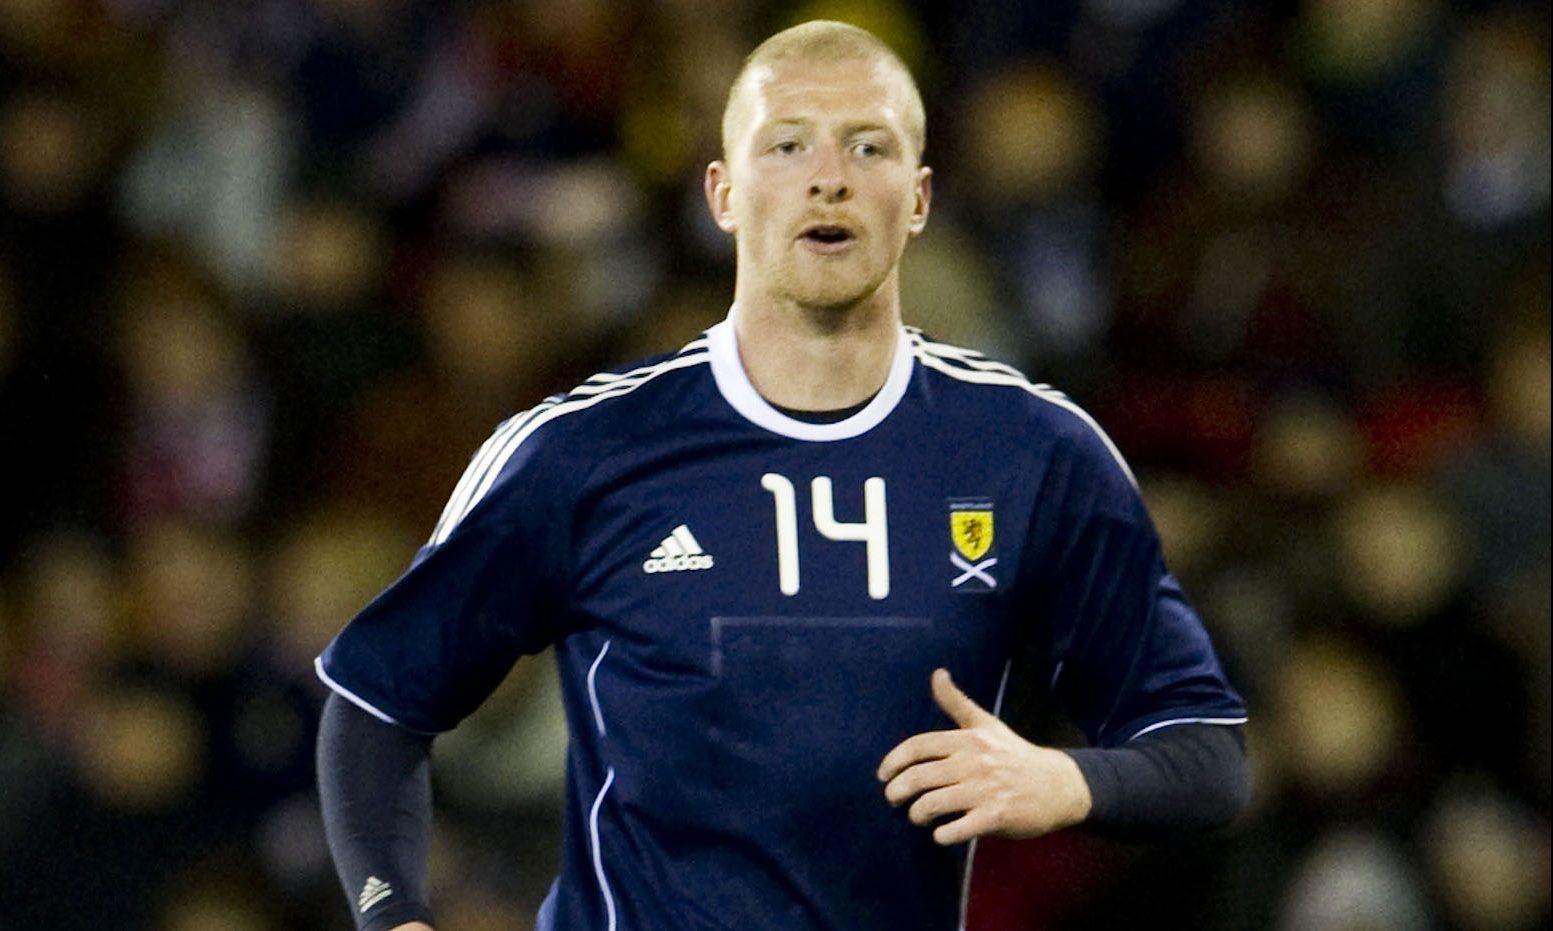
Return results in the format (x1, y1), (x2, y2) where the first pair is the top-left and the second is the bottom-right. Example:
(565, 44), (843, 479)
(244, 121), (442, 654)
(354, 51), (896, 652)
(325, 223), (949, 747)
(1057, 749), (1094, 827)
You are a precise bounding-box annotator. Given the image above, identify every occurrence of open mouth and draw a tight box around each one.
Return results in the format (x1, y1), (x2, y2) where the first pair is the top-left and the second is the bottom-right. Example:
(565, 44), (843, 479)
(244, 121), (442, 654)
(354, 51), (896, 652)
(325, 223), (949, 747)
(800, 224), (856, 251)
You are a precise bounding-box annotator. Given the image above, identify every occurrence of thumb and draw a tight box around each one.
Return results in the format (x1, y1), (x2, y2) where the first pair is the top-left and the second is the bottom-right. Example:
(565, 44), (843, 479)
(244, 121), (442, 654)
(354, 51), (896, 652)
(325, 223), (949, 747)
(932, 668), (994, 729)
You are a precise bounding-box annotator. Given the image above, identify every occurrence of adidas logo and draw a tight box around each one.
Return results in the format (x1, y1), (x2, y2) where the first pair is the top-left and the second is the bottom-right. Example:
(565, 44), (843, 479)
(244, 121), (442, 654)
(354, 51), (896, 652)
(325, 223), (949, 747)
(358, 876), (392, 913)
(642, 524), (715, 573)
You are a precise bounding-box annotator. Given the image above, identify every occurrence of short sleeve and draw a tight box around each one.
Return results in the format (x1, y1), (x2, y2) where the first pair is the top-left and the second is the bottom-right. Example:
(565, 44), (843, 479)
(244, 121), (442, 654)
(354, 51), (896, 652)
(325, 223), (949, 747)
(316, 411), (574, 733)
(1030, 419), (1246, 748)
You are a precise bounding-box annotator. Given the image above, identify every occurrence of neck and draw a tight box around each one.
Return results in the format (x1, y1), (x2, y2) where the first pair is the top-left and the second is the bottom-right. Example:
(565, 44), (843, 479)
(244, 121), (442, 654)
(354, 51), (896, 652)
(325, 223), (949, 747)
(730, 280), (902, 411)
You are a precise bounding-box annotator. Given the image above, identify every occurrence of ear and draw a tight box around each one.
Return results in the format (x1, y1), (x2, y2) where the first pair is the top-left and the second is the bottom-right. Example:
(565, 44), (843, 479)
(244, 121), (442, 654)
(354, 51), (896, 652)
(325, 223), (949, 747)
(908, 165), (932, 237)
(705, 160), (738, 234)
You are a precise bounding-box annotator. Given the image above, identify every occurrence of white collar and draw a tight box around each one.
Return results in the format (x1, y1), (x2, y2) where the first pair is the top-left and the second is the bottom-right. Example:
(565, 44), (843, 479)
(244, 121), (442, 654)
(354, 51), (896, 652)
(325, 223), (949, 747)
(706, 309), (914, 441)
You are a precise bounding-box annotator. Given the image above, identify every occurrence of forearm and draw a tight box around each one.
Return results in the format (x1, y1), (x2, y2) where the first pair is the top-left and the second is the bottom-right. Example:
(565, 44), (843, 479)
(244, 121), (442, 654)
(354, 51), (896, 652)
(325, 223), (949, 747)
(1065, 723), (1251, 840)
(317, 692), (439, 931)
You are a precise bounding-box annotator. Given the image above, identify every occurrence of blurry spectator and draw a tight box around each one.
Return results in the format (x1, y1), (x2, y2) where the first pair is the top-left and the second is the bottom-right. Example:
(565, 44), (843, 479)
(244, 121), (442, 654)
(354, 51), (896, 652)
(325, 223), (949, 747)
(1251, 391), (1365, 504)
(6, 680), (218, 931)
(1116, 69), (1324, 371)
(124, 520), (252, 680)
(1423, 782), (1551, 931)
(1272, 636), (1407, 807)
(11, 529), (122, 741)
(900, 216), (1013, 357)
(436, 157), (660, 331)
(325, 248), (578, 528)
(122, 521), (262, 798)
(264, 506), (419, 677)
(1439, 10), (1550, 233)
(290, 0), (436, 183)
(1438, 287), (1552, 607)
(1140, 470), (1233, 582)
(616, 11), (744, 187)
(154, 846), (292, 931)
(118, 76), (291, 297)
(112, 250), (269, 527)
(256, 193), (416, 514)
(0, 85), (114, 218)
(1374, 10), (1550, 387)
(1332, 480), (1462, 630)
(1276, 828), (1434, 931)
(1292, 0), (1445, 155)
(79, 682), (206, 813)
(957, 62), (1111, 387)
(1435, 300), (1551, 800)
(611, 277), (732, 362)
(1102, 66), (1337, 479)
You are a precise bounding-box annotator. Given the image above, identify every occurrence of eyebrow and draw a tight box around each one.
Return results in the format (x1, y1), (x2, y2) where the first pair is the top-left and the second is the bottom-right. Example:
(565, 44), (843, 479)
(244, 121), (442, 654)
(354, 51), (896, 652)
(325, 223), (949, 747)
(762, 118), (899, 137)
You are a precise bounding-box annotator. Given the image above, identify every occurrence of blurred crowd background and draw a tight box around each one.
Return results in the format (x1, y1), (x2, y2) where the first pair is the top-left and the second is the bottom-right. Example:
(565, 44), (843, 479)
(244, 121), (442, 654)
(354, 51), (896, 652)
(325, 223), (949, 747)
(0, 0), (1547, 929)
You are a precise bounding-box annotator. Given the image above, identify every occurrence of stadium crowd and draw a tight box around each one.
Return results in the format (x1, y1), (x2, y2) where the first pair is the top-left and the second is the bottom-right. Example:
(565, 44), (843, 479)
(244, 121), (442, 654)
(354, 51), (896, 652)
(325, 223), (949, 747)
(0, 1), (1547, 929)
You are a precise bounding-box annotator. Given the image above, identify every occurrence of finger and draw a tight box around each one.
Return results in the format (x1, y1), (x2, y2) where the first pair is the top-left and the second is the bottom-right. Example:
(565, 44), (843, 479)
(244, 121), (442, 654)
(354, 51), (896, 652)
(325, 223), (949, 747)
(882, 756), (963, 806)
(932, 808), (996, 846)
(932, 668), (995, 729)
(876, 730), (962, 783)
(907, 783), (977, 827)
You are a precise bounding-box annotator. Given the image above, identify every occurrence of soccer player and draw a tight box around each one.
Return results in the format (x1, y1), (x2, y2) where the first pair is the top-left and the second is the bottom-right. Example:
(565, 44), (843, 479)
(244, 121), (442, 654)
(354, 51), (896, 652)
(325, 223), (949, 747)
(316, 20), (1250, 931)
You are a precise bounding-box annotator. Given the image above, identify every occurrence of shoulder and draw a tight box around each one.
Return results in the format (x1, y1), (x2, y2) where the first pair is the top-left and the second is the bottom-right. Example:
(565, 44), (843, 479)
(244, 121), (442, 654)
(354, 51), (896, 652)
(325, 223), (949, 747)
(908, 328), (1137, 488)
(426, 335), (713, 545)
(497, 334), (715, 453)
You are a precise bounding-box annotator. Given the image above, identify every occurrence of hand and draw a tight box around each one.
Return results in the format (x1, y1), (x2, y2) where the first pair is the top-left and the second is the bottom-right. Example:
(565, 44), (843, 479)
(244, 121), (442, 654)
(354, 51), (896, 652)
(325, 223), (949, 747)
(877, 668), (1093, 845)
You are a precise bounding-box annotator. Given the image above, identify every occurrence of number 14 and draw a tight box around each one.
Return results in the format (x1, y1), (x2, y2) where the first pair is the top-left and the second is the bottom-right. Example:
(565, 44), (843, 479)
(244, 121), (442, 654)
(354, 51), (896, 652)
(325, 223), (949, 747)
(760, 473), (890, 600)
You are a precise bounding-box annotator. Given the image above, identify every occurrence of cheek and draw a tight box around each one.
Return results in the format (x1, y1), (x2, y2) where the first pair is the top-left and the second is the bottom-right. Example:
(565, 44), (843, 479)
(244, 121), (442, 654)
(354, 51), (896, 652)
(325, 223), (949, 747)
(733, 189), (779, 236)
(871, 192), (916, 241)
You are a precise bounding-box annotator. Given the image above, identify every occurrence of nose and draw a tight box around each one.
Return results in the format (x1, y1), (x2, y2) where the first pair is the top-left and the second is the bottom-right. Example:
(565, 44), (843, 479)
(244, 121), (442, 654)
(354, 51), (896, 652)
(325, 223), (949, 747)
(808, 143), (851, 202)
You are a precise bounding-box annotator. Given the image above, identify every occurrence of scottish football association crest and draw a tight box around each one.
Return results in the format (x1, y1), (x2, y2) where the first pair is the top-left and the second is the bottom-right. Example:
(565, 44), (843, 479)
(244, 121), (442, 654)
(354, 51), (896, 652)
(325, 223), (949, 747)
(948, 499), (996, 591)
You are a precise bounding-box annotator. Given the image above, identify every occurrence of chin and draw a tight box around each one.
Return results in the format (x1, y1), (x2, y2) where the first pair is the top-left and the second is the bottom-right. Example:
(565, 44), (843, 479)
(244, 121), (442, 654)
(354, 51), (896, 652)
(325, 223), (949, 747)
(779, 272), (886, 312)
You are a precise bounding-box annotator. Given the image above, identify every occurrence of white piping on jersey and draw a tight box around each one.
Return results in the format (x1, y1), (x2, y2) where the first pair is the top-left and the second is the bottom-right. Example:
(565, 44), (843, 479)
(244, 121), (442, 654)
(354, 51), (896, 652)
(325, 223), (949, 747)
(707, 314), (914, 442)
(429, 397), (561, 546)
(911, 337), (1138, 489)
(569, 339), (709, 391)
(313, 657), (437, 735)
(904, 329), (1028, 380)
(589, 766), (619, 931)
(1127, 716), (1248, 741)
(992, 659), (1014, 717)
(587, 640), (611, 737)
(429, 345), (711, 545)
(957, 659), (1014, 931)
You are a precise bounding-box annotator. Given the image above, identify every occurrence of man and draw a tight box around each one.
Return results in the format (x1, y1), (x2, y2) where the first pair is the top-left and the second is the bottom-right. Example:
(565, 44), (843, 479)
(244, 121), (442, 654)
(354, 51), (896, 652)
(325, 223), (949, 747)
(317, 20), (1249, 931)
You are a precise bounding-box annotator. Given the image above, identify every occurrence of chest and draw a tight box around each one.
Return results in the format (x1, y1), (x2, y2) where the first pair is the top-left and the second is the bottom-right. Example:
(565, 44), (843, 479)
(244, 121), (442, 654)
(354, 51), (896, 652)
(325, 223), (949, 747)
(566, 436), (1040, 665)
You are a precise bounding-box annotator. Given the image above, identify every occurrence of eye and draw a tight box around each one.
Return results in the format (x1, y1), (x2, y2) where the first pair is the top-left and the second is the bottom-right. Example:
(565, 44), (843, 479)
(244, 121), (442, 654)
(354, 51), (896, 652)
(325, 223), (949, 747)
(852, 141), (884, 158)
(772, 140), (801, 155)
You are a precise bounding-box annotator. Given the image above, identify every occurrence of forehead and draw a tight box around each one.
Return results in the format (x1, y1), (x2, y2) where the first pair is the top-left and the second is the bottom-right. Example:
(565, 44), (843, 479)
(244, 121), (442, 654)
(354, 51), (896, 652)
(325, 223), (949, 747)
(742, 57), (911, 132)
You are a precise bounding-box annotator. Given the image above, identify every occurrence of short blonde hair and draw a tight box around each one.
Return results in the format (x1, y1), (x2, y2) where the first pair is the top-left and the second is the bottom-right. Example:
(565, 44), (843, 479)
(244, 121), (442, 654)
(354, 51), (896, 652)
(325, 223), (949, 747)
(721, 20), (926, 163)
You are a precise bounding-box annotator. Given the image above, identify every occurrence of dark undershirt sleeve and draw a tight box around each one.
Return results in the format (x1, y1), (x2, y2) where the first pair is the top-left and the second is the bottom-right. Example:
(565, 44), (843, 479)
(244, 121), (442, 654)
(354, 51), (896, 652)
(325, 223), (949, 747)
(1064, 723), (1250, 840)
(317, 692), (438, 931)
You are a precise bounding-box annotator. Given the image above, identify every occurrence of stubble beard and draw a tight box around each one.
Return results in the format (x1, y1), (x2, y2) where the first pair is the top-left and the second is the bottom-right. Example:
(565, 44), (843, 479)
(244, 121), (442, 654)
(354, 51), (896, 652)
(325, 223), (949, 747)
(767, 242), (891, 314)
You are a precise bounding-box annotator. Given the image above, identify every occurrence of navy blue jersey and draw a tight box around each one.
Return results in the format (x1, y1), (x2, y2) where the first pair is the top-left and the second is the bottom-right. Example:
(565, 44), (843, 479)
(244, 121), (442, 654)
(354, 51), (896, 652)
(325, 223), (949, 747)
(317, 317), (1246, 931)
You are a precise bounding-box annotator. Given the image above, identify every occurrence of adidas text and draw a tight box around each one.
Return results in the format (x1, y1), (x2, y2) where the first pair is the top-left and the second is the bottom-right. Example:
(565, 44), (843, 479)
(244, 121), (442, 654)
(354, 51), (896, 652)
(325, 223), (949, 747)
(643, 553), (714, 572)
